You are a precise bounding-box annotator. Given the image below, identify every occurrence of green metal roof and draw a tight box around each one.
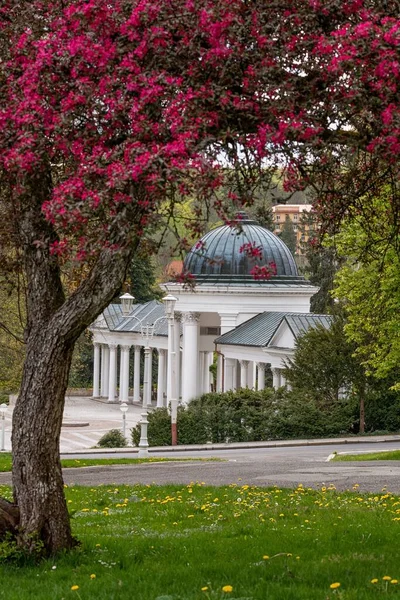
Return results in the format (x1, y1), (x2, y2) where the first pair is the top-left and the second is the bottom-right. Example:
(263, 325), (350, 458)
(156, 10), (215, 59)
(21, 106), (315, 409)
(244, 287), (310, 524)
(214, 312), (287, 347)
(284, 314), (332, 340)
(215, 312), (332, 347)
(183, 212), (304, 284)
(103, 300), (169, 336)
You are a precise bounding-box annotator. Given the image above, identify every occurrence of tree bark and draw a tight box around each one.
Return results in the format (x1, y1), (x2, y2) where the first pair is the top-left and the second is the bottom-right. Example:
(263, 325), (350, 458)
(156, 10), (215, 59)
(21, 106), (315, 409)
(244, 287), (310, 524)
(12, 334), (77, 552)
(0, 171), (139, 554)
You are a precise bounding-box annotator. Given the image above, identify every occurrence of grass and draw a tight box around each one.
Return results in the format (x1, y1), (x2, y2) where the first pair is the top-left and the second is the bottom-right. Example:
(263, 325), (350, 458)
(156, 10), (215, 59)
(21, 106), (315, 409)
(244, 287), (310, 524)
(0, 454), (219, 473)
(333, 450), (400, 462)
(1, 481), (400, 599)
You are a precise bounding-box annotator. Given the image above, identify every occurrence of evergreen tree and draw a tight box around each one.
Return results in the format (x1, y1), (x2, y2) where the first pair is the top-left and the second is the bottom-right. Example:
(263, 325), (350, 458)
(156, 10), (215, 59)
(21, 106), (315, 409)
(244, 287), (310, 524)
(279, 215), (297, 255)
(129, 253), (163, 303)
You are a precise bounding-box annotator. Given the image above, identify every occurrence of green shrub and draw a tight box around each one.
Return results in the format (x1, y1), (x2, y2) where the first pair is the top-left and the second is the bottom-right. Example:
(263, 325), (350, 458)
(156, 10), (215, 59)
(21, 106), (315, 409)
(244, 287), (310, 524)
(131, 387), (355, 446)
(131, 408), (171, 447)
(97, 429), (127, 448)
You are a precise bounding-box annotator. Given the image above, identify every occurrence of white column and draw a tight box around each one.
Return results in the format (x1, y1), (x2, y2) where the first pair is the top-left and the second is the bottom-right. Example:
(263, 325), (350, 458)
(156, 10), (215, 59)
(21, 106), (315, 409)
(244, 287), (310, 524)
(163, 350), (168, 403)
(148, 348), (153, 404)
(272, 368), (281, 389)
(119, 345), (124, 402)
(199, 351), (205, 395)
(143, 346), (151, 408)
(108, 343), (117, 403)
(120, 345), (130, 403)
(224, 358), (236, 392)
(93, 342), (100, 397)
(181, 312), (200, 403)
(157, 349), (166, 407)
(174, 319), (181, 400)
(280, 371), (286, 388)
(248, 361), (255, 390)
(133, 345), (141, 403)
(257, 363), (266, 391)
(101, 345), (110, 397)
(240, 360), (249, 389)
(217, 354), (223, 392)
(167, 317), (174, 405)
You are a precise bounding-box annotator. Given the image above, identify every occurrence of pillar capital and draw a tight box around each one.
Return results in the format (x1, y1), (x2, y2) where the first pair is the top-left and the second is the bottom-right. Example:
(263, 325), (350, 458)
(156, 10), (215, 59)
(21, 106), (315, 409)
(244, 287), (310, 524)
(181, 311), (200, 324)
(256, 362), (266, 371)
(239, 359), (250, 368)
(108, 342), (118, 350)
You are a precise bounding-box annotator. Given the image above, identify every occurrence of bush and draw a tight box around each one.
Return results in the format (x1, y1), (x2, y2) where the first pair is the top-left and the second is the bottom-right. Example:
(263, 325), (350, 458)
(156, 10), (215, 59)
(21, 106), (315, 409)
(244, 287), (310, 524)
(131, 387), (356, 447)
(97, 429), (127, 448)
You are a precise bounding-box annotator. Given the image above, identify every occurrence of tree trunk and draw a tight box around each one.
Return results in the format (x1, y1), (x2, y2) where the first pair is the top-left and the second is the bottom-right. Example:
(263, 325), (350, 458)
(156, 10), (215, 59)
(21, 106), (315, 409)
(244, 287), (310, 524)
(11, 329), (77, 553)
(359, 389), (365, 434)
(0, 170), (139, 554)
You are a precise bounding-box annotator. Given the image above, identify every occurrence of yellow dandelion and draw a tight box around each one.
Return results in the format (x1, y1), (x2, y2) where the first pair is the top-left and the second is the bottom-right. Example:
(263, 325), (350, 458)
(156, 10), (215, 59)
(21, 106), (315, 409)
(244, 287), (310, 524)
(71, 585), (79, 591)
(383, 576), (392, 581)
(263, 555), (269, 560)
(330, 582), (341, 589)
(222, 585), (233, 593)
(201, 586), (208, 591)
(90, 574), (96, 579)
(371, 579), (378, 584)
(391, 580), (398, 584)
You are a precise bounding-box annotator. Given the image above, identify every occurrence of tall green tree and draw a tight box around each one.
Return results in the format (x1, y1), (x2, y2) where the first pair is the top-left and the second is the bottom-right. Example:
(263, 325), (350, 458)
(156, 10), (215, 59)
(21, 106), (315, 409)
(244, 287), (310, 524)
(279, 215), (297, 255)
(284, 311), (369, 432)
(333, 195), (400, 389)
(129, 253), (163, 304)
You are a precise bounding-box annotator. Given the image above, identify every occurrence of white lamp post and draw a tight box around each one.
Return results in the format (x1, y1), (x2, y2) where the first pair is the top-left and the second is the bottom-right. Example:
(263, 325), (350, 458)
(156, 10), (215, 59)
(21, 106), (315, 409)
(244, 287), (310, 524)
(120, 293), (135, 317)
(0, 403), (7, 452)
(163, 294), (178, 445)
(137, 322), (155, 457)
(120, 402), (128, 440)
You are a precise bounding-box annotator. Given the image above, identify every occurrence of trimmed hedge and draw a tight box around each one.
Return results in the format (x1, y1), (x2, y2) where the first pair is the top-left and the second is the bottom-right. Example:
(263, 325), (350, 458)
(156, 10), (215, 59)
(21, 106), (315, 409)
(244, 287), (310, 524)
(131, 387), (355, 446)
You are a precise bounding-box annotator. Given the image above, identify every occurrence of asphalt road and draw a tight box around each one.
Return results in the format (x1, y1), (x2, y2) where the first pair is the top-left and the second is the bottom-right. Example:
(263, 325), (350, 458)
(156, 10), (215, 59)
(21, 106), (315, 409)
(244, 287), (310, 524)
(2, 442), (400, 493)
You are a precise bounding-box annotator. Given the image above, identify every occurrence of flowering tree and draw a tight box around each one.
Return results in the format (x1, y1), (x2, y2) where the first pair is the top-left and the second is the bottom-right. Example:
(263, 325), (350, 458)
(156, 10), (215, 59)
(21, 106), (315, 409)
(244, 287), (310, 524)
(0, 0), (398, 554)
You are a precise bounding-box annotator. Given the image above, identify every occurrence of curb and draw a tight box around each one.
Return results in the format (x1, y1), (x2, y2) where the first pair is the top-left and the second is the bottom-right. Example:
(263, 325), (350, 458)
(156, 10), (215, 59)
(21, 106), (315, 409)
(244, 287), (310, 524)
(60, 435), (400, 456)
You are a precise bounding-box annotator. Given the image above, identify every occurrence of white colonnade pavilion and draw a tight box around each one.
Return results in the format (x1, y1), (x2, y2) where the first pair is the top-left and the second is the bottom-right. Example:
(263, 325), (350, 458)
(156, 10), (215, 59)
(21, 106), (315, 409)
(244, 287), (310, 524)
(90, 213), (331, 407)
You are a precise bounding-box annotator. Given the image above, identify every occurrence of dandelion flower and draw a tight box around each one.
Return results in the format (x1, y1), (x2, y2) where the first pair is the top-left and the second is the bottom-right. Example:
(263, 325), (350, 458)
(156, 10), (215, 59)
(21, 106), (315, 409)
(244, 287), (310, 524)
(330, 582), (341, 589)
(222, 585), (233, 593)
(201, 586), (208, 591)
(90, 574), (96, 579)
(71, 585), (79, 591)
(263, 555), (269, 560)
(391, 580), (398, 584)
(383, 576), (392, 581)
(371, 579), (378, 584)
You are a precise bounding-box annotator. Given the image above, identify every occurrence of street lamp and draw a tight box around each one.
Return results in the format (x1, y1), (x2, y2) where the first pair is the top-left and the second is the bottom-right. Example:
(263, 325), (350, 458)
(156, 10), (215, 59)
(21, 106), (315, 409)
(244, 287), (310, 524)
(120, 293), (135, 317)
(0, 403), (7, 452)
(120, 402), (128, 439)
(162, 294), (178, 445)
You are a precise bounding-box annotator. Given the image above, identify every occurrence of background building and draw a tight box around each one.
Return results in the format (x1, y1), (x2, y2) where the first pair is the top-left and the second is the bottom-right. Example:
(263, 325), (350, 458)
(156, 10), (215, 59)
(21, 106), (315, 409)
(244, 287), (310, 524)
(272, 204), (315, 256)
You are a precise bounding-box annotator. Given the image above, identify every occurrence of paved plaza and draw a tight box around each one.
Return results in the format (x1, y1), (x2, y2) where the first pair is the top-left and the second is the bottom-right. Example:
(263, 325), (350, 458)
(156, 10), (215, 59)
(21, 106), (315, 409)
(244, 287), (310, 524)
(3, 396), (144, 453)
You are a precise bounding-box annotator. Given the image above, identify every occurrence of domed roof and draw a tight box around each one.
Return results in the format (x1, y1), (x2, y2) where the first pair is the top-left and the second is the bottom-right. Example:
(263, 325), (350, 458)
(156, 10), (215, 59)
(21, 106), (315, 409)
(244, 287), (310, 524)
(183, 212), (303, 284)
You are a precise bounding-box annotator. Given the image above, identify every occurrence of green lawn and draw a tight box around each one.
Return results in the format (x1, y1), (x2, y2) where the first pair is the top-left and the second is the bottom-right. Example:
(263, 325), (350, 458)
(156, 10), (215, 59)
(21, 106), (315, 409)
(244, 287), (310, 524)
(1, 482), (400, 599)
(333, 450), (400, 461)
(0, 454), (218, 473)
